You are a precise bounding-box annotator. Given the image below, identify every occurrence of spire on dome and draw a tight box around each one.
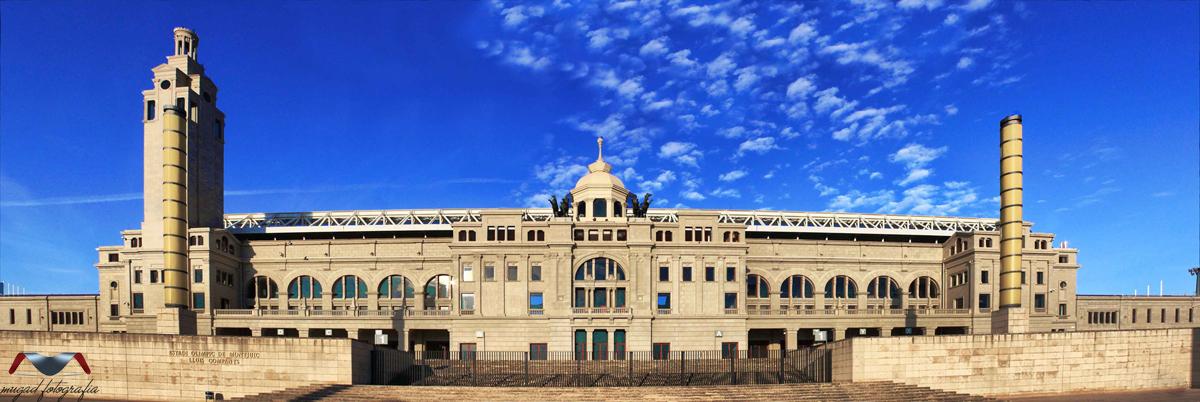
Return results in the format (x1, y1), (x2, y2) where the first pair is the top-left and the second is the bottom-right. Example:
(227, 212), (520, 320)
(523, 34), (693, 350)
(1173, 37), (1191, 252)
(587, 136), (612, 173)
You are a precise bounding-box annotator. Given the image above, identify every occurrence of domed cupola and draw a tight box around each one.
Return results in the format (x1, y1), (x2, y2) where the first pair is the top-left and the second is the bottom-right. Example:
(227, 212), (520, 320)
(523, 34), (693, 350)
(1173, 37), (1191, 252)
(571, 137), (630, 221)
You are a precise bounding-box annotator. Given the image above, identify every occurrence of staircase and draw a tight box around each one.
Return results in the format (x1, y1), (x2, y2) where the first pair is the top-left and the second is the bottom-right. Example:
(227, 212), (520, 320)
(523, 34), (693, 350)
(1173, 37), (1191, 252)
(232, 381), (995, 401)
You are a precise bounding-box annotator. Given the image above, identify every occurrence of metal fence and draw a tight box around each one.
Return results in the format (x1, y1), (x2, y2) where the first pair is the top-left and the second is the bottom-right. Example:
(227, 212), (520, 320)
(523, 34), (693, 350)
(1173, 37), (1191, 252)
(372, 348), (831, 387)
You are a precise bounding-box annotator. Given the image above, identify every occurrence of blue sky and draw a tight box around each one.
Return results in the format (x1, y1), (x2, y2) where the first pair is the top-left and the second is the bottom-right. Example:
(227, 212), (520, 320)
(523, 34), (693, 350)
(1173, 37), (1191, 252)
(1, 1), (1197, 295)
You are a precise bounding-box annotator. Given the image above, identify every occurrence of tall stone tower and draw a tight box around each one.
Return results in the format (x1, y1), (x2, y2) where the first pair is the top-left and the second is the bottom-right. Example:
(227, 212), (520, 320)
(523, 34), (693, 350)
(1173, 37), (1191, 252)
(140, 27), (225, 248)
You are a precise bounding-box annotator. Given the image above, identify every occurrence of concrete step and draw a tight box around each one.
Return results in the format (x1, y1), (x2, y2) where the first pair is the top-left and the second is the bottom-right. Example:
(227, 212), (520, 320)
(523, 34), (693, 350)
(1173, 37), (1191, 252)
(232, 381), (997, 402)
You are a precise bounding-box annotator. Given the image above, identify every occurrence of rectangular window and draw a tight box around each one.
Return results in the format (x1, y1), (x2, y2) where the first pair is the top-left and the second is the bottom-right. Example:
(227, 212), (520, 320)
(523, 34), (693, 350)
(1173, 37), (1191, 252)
(724, 293), (737, 309)
(487, 226), (496, 241)
(1058, 304), (1067, 317)
(25, 309), (31, 324)
(460, 343), (477, 360)
(656, 293), (671, 309)
(615, 288), (626, 308)
(529, 293), (544, 310)
(659, 266), (669, 281)
(592, 330), (609, 361)
(593, 288), (608, 307)
(721, 342), (738, 359)
(530, 265), (542, 281)
(484, 266), (495, 281)
(1034, 293), (1045, 309)
(588, 230), (599, 241)
(684, 227), (694, 242)
(614, 330), (626, 360)
(1036, 271), (1044, 285)
(463, 265), (474, 282)
(1133, 309), (1138, 323)
(506, 265), (518, 282)
(682, 267), (693, 282)
(574, 330), (587, 361)
(602, 230), (613, 241)
(529, 343), (548, 360)
(194, 269), (203, 283)
(108, 253), (119, 262)
(110, 304), (119, 317)
(978, 294), (991, 310)
(7, 309), (12, 325)
(573, 229), (584, 241)
(460, 293), (475, 311)
(134, 270), (142, 284)
(146, 100), (156, 120)
(133, 293), (144, 310)
(981, 270), (989, 284)
(726, 267), (736, 282)
(1021, 271), (1026, 284)
(616, 230), (627, 241)
(652, 343), (671, 360)
(705, 267), (715, 282)
(574, 288), (587, 308)
(193, 293), (206, 310)
(150, 270), (159, 283)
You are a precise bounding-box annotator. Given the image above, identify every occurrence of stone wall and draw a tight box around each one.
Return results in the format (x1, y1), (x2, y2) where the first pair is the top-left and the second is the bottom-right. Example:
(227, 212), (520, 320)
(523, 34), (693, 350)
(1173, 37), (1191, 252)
(831, 328), (1195, 396)
(0, 330), (371, 401)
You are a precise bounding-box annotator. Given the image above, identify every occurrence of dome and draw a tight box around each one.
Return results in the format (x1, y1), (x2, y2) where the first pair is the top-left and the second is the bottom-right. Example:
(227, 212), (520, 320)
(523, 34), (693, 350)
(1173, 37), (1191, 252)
(574, 138), (625, 190)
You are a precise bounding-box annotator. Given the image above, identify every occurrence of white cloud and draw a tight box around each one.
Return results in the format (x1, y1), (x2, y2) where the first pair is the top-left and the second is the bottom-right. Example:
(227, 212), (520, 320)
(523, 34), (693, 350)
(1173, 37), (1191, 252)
(944, 104), (959, 116)
(788, 22), (818, 44)
(737, 137), (780, 155)
(706, 52), (738, 78)
(658, 141), (703, 167)
(505, 46), (551, 70)
(502, 5), (543, 28)
(956, 56), (974, 69)
(681, 190), (706, 201)
(719, 169), (748, 182)
(897, 168), (932, 186)
(534, 158), (588, 189)
(869, 172), (883, 180)
(639, 170), (677, 192)
(786, 76), (816, 99)
(733, 67), (760, 91)
(890, 143), (948, 168)
(617, 77), (644, 98)
(813, 87), (858, 117)
(944, 14), (960, 25)
(587, 28), (612, 49)
(819, 41), (915, 87)
(668, 49), (699, 69)
(718, 126), (746, 139)
(898, 0), (944, 10)
(639, 37), (669, 57)
(710, 188), (741, 198)
(960, 0), (992, 12)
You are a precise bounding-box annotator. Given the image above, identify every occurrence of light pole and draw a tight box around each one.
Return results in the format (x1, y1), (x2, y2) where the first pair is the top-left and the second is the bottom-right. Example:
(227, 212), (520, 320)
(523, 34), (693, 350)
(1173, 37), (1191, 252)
(1189, 267), (1200, 296)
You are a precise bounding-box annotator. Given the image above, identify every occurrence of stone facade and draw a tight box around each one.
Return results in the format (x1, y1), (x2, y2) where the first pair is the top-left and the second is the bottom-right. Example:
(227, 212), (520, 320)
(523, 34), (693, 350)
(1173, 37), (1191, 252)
(0, 330), (369, 401)
(829, 328), (1196, 396)
(1, 28), (1198, 359)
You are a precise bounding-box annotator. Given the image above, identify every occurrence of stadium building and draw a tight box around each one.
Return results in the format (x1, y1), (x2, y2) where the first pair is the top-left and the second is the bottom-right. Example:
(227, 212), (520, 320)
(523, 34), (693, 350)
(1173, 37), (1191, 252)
(2, 28), (1196, 358)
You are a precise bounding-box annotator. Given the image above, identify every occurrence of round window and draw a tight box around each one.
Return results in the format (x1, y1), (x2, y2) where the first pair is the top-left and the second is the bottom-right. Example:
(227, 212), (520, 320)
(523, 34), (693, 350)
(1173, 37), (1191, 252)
(160, 80), (171, 89)
(1059, 281), (1067, 289)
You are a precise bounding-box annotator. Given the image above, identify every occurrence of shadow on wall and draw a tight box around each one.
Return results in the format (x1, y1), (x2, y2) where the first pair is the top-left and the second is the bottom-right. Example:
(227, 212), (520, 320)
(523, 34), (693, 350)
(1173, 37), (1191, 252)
(1193, 328), (1199, 389)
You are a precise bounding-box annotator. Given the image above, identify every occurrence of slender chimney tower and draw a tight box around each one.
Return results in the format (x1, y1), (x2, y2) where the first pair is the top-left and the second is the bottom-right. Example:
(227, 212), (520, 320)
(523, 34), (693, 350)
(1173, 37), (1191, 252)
(992, 114), (1029, 334)
(161, 104), (190, 309)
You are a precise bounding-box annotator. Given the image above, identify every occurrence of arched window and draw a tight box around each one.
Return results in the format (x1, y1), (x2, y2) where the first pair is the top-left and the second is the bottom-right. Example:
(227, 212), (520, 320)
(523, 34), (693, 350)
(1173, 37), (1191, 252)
(978, 238), (985, 247)
(577, 201), (587, 217)
(732, 232), (740, 242)
(469, 231), (477, 241)
(332, 275), (368, 299)
(537, 230), (545, 241)
(746, 274), (769, 299)
(527, 230), (536, 241)
(780, 275), (814, 299)
(189, 236), (197, 246)
(593, 199), (607, 218)
(197, 236), (203, 246)
(288, 276), (322, 299)
(423, 275), (453, 309)
(723, 232), (731, 242)
(574, 257), (625, 281)
(908, 276), (940, 299)
(866, 276), (901, 302)
(613, 201), (622, 217)
(377, 275), (414, 299)
(246, 276), (279, 299)
(823, 275), (858, 300)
